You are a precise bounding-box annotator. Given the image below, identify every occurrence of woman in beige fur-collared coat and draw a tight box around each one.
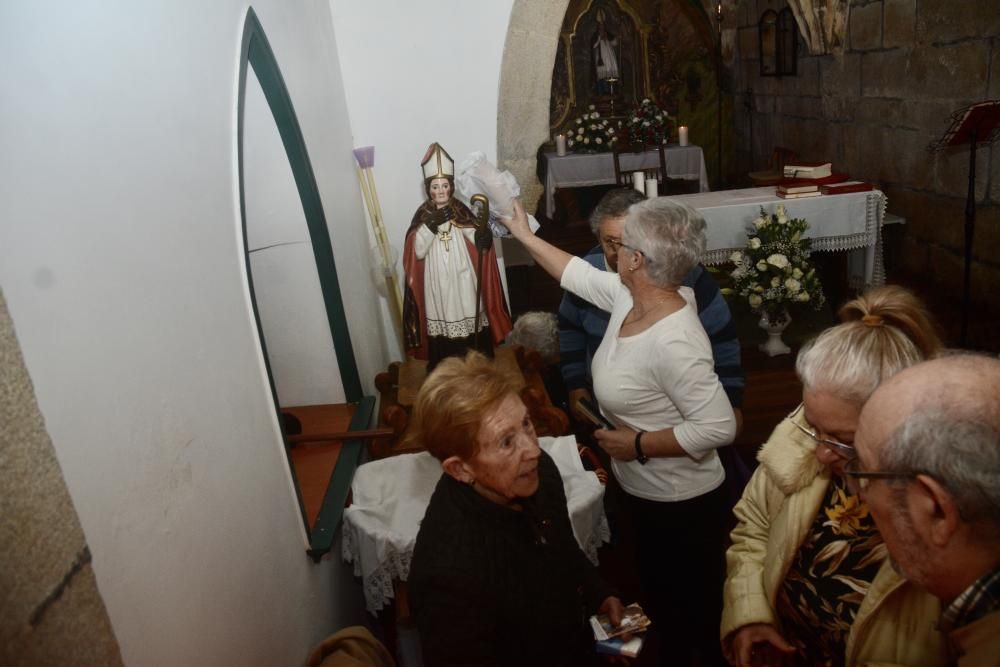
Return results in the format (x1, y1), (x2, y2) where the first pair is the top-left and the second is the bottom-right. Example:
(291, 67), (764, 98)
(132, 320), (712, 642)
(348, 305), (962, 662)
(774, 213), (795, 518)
(721, 286), (947, 667)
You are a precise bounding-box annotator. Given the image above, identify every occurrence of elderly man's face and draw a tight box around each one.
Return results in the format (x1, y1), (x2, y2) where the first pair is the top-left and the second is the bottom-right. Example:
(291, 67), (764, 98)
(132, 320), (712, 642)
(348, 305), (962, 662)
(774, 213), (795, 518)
(468, 394), (542, 503)
(854, 400), (931, 587)
(598, 215), (626, 272)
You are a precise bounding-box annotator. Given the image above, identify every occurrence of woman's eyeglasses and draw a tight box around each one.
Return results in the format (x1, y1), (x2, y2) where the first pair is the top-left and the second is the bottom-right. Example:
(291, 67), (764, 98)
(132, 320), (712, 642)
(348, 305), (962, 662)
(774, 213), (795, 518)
(788, 403), (857, 459)
(843, 457), (917, 494)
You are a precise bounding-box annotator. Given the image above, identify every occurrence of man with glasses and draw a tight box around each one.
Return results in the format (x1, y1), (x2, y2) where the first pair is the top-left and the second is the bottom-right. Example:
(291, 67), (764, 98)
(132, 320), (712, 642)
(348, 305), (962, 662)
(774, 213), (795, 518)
(852, 354), (1000, 666)
(558, 188), (745, 433)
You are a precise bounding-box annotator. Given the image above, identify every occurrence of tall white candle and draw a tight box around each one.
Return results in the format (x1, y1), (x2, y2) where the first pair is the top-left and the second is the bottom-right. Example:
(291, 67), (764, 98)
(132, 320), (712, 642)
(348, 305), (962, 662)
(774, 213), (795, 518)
(645, 177), (658, 198)
(555, 134), (567, 156)
(678, 126), (689, 147)
(631, 171), (645, 194)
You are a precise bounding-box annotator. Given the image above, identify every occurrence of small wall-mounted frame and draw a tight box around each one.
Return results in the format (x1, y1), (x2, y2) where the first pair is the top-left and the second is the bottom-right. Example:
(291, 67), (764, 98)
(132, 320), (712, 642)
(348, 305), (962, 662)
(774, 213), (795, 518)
(777, 8), (798, 76)
(759, 8), (797, 77)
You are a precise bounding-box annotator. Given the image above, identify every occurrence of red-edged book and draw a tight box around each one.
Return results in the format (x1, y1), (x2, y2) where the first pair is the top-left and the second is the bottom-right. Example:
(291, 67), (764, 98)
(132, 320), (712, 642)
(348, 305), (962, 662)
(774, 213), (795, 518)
(820, 180), (875, 195)
(779, 173), (850, 187)
(777, 190), (822, 199)
(777, 183), (819, 195)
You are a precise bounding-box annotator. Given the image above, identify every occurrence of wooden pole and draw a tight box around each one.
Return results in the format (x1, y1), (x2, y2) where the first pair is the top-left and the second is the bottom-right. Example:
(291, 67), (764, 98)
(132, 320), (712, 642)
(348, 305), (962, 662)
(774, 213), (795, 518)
(356, 165), (405, 348)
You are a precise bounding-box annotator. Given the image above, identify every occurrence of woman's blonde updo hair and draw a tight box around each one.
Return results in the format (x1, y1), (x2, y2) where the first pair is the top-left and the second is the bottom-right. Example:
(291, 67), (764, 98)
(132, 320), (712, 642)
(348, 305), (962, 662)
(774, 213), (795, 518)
(795, 285), (942, 403)
(400, 352), (519, 462)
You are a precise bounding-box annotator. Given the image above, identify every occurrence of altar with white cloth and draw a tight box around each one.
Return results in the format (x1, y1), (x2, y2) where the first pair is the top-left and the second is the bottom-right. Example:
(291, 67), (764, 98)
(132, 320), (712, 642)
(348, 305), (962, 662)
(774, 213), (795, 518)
(675, 187), (888, 287)
(543, 145), (710, 218)
(342, 435), (609, 614)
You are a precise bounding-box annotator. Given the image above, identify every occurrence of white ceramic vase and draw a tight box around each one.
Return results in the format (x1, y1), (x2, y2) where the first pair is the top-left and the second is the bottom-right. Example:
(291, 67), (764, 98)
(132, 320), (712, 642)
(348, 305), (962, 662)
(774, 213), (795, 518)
(758, 310), (791, 357)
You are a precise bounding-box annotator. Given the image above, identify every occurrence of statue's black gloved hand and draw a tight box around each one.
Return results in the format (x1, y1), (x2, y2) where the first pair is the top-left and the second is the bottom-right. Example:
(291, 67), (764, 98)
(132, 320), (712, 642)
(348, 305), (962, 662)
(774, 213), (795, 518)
(424, 207), (451, 234)
(474, 223), (492, 252)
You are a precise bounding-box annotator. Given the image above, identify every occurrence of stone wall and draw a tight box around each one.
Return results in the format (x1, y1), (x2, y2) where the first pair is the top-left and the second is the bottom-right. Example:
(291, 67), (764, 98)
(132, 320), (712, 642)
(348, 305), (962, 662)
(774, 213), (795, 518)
(732, 0), (1000, 315)
(0, 289), (122, 666)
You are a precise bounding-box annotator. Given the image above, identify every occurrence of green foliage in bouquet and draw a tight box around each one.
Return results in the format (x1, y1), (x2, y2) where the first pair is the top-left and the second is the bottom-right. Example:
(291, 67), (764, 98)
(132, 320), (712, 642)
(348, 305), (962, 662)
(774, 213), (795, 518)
(724, 205), (825, 321)
(566, 105), (616, 153)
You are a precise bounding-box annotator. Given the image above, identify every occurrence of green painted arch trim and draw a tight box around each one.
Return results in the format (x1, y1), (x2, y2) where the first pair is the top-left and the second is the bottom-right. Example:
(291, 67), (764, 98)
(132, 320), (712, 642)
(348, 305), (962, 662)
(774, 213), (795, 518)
(237, 8), (372, 555)
(237, 7), (363, 403)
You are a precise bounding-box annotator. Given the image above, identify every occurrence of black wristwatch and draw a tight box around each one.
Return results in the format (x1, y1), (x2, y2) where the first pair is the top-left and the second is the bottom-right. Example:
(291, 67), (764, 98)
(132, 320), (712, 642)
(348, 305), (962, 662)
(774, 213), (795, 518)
(634, 431), (649, 465)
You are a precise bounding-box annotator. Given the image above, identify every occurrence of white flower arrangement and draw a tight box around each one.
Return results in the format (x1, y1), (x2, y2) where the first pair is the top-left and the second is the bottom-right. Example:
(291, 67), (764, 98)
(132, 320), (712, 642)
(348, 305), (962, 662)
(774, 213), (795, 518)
(566, 105), (616, 153)
(725, 205), (825, 321)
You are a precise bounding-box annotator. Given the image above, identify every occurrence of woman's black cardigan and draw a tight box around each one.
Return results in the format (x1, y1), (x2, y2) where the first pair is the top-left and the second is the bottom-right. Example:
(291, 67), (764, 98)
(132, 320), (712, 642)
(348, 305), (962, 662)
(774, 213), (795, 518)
(409, 449), (615, 667)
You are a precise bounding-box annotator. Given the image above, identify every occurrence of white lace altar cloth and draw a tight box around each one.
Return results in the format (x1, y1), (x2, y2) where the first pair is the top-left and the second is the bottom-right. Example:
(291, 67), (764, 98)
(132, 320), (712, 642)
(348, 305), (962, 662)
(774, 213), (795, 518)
(675, 187), (887, 287)
(342, 436), (609, 614)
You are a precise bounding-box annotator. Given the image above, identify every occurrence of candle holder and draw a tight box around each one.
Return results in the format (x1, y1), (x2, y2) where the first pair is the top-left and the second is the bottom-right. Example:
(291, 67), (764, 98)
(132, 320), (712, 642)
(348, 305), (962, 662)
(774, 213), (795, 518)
(606, 77), (619, 117)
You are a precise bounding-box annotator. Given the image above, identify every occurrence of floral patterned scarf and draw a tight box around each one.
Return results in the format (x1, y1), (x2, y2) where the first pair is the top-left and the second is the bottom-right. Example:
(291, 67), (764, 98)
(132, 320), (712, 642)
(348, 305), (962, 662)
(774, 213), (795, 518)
(775, 474), (888, 667)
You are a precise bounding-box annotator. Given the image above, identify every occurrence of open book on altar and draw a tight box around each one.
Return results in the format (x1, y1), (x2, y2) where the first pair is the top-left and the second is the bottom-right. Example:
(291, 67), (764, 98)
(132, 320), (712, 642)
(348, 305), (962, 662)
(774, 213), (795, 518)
(783, 161), (832, 179)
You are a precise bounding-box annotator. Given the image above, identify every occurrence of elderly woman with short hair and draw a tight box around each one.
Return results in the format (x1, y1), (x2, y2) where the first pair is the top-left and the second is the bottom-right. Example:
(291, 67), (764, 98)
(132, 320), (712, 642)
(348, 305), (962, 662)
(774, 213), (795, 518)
(506, 198), (737, 666)
(721, 285), (948, 667)
(407, 352), (623, 667)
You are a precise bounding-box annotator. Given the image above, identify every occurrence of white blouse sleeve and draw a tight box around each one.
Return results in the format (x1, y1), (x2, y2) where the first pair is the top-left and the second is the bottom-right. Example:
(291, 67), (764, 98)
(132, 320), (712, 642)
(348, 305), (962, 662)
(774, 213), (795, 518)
(655, 331), (737, 459)
(560, 256), (621, 313)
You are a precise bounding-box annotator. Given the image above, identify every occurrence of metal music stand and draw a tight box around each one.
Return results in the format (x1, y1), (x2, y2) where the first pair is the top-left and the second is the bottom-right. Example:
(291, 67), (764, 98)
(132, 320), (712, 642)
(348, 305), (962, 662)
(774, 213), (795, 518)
(929, 100), (1000, 346)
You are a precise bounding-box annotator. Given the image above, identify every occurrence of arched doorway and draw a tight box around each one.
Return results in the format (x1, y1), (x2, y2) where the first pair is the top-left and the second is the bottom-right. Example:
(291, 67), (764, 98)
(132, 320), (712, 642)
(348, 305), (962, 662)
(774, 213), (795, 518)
(497, 0), (724, 213)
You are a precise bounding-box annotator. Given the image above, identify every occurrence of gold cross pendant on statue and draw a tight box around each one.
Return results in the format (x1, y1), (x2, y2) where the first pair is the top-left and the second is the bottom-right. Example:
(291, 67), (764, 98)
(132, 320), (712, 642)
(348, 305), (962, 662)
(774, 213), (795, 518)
(438, 228), (452, 251)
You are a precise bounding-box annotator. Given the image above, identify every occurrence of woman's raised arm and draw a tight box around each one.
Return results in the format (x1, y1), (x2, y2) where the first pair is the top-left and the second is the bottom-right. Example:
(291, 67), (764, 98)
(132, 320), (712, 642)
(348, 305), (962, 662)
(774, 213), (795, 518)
(504, 199), (573, 282)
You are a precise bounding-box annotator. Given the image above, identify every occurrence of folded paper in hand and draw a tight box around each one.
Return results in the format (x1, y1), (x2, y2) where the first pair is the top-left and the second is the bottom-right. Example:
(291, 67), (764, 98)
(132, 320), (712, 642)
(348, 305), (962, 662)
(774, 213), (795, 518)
(589, 603), (651, 641)
(595, 635), (645, 658)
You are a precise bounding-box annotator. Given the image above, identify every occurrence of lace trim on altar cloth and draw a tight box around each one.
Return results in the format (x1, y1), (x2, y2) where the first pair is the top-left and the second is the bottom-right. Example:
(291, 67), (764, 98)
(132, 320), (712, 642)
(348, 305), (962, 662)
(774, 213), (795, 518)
(426, 313), (489, 339)
(582, 513), (612, 565)
(702, 192), (887, 288)
(342, 518), (415, 614)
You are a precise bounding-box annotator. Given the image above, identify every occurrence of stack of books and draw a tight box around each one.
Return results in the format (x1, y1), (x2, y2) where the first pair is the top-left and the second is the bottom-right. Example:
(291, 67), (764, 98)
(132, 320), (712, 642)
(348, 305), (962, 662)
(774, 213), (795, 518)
(776, 182), (821, 199)
(777, 160), (859, 197)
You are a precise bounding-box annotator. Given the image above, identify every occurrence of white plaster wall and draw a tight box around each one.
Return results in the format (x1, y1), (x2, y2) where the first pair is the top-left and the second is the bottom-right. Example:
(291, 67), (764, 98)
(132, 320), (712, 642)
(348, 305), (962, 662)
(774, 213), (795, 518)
(244, 74), (345, 407)
(329, 0), (516, 356)
(0, 1), (376, 664)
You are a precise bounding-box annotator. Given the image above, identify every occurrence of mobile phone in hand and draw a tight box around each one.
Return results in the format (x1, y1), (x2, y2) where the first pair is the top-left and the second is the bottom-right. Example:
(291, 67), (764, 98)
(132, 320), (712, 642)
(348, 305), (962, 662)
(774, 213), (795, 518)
(576, 398), (615, 430)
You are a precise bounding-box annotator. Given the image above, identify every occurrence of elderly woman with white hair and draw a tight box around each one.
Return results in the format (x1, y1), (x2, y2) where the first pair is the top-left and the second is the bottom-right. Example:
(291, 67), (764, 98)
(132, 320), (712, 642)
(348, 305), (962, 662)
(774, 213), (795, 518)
(721, 286), (948, 667)
(506, 198), (737, 666)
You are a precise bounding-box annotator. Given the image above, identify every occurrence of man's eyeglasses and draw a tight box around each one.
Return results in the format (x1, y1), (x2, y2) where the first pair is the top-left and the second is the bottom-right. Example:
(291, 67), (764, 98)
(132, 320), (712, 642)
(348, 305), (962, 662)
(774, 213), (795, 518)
(788, 403), (857, 459)
(843, 457), (917, 494)
(601, 237), (645, 256)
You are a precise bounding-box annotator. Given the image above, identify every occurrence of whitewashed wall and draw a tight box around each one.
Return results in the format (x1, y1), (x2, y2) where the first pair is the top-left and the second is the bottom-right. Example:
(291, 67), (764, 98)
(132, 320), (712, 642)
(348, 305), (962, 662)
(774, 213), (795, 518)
(329, 0), (516, 357)
(0, 0), (382, 664)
